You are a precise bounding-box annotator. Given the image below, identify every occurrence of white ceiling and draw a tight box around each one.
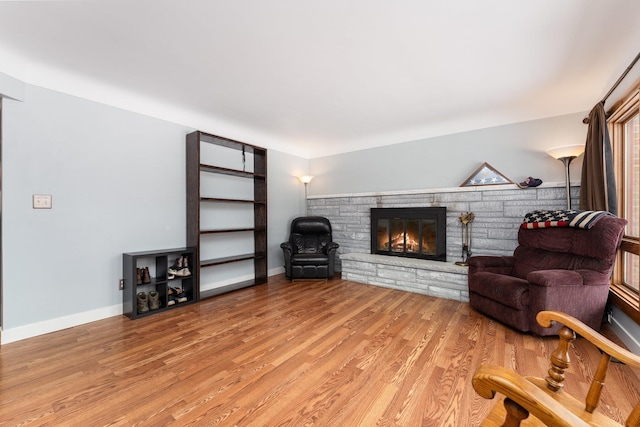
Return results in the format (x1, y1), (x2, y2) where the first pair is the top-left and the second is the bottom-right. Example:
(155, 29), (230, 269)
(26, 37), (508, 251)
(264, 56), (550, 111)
(0, 0), (639, 158)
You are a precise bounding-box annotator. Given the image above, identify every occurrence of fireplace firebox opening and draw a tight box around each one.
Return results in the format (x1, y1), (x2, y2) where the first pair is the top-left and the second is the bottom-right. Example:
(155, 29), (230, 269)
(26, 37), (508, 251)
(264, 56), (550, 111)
(371, 207), (446, 261)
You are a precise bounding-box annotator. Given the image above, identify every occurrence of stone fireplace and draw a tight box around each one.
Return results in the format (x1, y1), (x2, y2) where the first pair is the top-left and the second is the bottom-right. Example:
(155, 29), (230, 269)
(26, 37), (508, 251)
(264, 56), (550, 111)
(371, 207), (446, 262)
(305, 182), (575, 303)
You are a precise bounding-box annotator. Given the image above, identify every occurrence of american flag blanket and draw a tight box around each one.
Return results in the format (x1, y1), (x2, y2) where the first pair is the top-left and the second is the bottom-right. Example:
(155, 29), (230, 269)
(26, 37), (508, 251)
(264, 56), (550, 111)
(521, 209), (612, 230)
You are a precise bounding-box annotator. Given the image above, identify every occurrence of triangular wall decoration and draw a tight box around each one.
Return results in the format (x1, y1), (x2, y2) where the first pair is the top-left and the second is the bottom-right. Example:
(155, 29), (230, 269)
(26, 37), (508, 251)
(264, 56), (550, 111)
(460, 162), (513, 187)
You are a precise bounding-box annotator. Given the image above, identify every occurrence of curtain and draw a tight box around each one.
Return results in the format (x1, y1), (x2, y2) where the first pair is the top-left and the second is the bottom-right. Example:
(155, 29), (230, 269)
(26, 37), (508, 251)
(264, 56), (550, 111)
(579, 102), (618, 215)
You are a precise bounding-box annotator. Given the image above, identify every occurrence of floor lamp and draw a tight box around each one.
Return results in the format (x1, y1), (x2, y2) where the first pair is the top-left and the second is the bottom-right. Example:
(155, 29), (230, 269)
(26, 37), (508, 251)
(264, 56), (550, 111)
(545, 145), (585, 209)
(299, 175), (313, 215)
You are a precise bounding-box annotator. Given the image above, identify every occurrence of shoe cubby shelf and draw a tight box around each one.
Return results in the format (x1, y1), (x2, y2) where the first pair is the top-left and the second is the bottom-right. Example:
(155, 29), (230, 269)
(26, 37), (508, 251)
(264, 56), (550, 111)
(122, 247), (198, 320)
(187, 130), (267, 299)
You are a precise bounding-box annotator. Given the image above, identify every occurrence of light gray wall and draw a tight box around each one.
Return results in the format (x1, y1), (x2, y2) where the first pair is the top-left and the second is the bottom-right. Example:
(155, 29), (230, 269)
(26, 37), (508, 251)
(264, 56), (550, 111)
(1, 81), (306, 336)
(2, 85), (190, 330)
(0, 71), (24, 101)
(267, 151), (310, 271)
(309, 113), (587, 195)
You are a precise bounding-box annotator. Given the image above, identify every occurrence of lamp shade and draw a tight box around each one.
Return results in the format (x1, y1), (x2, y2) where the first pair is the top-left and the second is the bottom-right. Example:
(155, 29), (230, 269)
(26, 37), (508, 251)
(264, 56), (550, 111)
(546, 144), (585, 160)
(299, 175), (314, 184)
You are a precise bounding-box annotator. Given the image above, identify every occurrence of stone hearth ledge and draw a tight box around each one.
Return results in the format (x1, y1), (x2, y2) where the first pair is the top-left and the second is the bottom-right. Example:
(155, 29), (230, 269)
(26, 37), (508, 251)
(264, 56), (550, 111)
(340, 253), (469, 303)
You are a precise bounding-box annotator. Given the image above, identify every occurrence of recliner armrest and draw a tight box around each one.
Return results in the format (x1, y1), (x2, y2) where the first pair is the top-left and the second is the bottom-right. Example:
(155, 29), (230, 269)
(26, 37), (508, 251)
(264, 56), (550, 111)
(468, 256), (515, 275)
(325, 242), (340, 254)
(281, 241), (293, 253)
(527, 269), (583, 287)
(574, 269), (613, 286)
(527, 270), (610, 288)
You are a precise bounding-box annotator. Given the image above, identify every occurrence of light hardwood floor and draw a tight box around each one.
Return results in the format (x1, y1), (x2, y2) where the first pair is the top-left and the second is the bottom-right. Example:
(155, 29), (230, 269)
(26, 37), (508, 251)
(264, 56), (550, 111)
(1, 275), (639, 426)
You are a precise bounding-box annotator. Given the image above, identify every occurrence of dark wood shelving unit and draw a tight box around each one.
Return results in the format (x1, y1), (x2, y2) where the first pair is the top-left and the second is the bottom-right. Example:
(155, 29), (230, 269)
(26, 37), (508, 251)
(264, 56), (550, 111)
(186, 131), (267, 299)
(122, 247), (198, 319)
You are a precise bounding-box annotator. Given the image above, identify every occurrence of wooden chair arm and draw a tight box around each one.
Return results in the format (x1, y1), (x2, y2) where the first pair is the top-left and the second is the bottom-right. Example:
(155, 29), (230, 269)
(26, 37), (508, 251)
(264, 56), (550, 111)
(472, 365), (591, 427)
(536, 311), (640, 369)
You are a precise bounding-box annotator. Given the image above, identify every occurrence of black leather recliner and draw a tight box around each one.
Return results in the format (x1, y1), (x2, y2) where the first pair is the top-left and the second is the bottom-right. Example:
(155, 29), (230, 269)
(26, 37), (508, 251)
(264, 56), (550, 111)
(281, 216), (339, 280)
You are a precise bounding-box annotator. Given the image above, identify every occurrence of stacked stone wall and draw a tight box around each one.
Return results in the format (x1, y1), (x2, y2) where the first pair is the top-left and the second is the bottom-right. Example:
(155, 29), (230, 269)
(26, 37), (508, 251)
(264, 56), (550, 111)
(307, 184), (578, 272)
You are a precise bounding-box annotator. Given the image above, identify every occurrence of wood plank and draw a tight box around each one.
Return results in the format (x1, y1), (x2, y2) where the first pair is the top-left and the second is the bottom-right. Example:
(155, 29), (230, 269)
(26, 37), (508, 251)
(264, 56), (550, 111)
(0, 275), (638, 426)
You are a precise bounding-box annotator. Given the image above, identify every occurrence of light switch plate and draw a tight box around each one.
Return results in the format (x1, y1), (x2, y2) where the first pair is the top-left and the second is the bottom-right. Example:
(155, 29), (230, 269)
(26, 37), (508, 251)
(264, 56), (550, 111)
(33, 194), (52, 209)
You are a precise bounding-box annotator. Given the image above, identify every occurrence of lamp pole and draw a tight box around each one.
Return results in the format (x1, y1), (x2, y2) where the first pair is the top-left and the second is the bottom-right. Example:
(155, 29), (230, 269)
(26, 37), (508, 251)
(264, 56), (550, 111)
(559, 156), (576, 209)
(304, 182), (309, 215)
(299, 175), (314, 216)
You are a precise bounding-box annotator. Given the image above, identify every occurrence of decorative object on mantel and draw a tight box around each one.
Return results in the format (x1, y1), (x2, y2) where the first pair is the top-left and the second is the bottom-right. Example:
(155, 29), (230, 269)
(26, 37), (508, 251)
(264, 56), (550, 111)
(299, 175), (314, 215)
(516, 176), (542, 189)
(455, 212), (475, 266)
(546, 144), (584, 209)
(460, 162), (513, 187)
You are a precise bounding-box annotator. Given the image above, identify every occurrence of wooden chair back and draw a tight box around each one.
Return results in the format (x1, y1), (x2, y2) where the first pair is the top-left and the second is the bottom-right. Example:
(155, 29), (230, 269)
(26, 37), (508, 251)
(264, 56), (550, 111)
(473, 310), (640, 426)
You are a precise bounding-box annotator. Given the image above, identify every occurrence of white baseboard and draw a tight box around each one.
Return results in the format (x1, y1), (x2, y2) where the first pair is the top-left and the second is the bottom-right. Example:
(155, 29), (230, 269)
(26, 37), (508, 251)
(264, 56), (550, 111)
(1, 304), (123, 345)
(1, 268), (287, 345)
(269, 266), (285, 276)
(610, 307), (640, 356)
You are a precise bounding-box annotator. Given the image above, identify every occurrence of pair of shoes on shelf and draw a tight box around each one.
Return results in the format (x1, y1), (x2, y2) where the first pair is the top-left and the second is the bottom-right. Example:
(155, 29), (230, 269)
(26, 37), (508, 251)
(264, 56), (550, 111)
(137, 291), (161, 313)
(167, 287), (188, 305)
(148, 291), (160, 310)
(137, 267), (152, 284)
(167, 256), (191, 279)
(517, 177), (543, 188)
(137, 292), (149, 313)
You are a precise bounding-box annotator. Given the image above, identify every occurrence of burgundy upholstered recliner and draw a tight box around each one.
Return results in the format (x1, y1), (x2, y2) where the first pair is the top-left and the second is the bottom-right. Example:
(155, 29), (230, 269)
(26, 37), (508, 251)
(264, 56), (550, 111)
(468, 214), (627, 336)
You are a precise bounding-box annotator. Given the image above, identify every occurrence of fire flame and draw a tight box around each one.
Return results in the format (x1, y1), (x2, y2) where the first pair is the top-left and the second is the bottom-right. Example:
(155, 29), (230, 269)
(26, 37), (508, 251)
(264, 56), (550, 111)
(389, 232), (421, 252)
